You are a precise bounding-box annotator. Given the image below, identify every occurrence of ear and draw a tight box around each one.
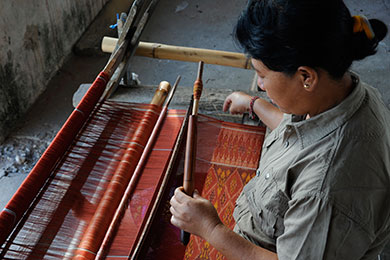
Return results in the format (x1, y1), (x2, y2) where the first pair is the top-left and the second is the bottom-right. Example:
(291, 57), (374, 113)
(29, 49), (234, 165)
(296, 66), (319, 92)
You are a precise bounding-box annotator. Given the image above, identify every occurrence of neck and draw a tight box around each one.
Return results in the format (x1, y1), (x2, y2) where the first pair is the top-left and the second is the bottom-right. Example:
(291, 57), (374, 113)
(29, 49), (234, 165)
(307, 72), (355, 118)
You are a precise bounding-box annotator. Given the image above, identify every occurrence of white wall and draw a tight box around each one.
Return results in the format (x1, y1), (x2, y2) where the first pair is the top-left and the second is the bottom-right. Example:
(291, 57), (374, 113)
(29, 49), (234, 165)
(0, 0), (110, 142)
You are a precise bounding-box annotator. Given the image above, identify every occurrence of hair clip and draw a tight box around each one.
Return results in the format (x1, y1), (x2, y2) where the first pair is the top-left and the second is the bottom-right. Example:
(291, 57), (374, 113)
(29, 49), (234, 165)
(352, 15), (375, 40)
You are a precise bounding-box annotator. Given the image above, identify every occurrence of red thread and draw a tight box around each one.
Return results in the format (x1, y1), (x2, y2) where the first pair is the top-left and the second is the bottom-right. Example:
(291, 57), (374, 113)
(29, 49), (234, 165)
(0, 71), (109, 246)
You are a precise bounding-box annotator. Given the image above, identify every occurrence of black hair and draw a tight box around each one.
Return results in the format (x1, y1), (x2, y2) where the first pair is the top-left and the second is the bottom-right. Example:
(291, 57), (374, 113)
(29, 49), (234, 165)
(235, 0), (388, 79)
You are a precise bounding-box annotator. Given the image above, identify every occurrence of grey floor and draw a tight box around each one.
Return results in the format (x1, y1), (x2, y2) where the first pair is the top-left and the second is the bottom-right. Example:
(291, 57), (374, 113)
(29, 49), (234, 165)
(0, 0), (389, 257)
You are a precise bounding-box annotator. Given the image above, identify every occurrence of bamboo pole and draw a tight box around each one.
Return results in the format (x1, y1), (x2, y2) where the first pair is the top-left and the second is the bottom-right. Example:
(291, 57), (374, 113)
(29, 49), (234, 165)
(101, 36), (251, 70)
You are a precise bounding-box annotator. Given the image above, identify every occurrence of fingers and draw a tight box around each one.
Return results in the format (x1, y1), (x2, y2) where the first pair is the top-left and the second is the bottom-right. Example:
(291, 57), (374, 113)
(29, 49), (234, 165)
(171, 187), (200, 209)
(170, 188), (201, 221)
(173, 186), (191, 203)
(170, 209), (187, 231)
(170, 202), (186, 223)
(223, 95), (232, 112)
(170, 187), (191, 216)
(223, 92), (252, 115)
(170, 187), (222, 239)
(170, 215), (183, 230)
(193, 189), (201, 199)
(170, 187), (192, 230)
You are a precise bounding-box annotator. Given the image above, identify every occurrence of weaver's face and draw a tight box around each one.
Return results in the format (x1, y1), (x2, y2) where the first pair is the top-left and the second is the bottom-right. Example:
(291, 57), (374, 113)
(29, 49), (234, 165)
(251, 58), (305, 115)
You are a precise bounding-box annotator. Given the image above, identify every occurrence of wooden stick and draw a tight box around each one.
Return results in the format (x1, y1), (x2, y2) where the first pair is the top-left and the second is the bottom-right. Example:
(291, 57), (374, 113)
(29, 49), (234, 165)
(181, 61), (204, 245)
(183, 61), (203, 195)
(183, 61), (203, 197)
(150, 81), (171, 106)
(102, 0), (160, 100)
(102, 0), (149, 76)
(102, 37), (251, 70)
(182, 115), (197, 199)
(192, 61), (204, 115)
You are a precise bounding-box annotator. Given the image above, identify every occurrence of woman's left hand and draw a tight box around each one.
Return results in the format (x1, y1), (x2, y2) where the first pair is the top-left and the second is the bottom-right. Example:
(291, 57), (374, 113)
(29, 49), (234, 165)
(170, 187), (222, 240)
(223, 91), (252, 115)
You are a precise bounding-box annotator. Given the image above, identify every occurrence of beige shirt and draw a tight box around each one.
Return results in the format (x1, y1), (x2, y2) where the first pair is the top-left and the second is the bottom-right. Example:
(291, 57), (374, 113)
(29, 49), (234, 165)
(233, 77), (390, 259)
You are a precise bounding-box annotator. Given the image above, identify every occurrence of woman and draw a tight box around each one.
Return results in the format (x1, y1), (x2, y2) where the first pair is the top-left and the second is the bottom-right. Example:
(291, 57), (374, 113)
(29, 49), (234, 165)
(170, 0), (390, 259)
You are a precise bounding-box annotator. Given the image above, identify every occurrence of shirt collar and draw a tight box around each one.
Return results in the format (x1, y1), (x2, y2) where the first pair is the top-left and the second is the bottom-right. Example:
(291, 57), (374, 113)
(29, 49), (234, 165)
(285, 73), (366, 149)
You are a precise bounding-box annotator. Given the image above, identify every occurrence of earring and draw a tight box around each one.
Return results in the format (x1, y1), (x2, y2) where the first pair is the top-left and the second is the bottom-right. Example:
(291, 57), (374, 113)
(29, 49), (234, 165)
(304, 84), (310, 89)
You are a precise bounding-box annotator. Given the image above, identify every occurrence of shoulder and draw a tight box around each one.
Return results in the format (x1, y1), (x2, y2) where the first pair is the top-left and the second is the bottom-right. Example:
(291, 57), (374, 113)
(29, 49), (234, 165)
(281, 79), (390, 256)
(343, 81), (390, 139)
(290, 79), (390, 193)
(289, 89), (390, 236)
(330, 81), (390, 190)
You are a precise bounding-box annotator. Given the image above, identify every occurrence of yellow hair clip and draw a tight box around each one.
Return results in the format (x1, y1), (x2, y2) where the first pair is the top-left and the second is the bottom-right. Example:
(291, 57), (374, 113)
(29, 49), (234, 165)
(352, 15), (375, 40)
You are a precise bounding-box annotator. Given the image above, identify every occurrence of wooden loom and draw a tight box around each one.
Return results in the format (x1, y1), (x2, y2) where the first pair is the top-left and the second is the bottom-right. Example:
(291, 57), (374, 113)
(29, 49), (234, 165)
(0, 1), (266, 259)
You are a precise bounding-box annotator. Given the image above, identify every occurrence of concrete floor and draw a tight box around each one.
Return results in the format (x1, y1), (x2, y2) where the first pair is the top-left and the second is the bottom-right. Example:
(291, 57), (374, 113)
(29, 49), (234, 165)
(0, 0), (389, 257)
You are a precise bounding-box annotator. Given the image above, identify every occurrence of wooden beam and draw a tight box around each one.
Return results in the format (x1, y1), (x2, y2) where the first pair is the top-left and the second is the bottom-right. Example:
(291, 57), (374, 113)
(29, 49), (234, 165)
(101, 36), (251, 70)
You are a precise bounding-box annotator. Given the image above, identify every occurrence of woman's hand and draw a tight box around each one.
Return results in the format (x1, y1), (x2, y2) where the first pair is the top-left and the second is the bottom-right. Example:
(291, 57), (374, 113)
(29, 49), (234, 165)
(224, 91), (283, 130)
(223, 91), (252, 115)
(170, 188), (278, 260)
(170, 187), (222, 240)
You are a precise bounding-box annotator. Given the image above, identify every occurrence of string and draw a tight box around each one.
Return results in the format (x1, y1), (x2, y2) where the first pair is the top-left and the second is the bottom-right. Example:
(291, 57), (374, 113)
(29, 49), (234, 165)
(0, 72), (110, 247)
(0, 101), (180, 259)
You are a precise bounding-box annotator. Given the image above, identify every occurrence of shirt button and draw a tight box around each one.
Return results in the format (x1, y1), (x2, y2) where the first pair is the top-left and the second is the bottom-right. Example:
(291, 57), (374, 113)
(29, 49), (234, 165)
(284, 141), (289, 148)
(265, 173), (270, 180)
(256, 169), (261, 177)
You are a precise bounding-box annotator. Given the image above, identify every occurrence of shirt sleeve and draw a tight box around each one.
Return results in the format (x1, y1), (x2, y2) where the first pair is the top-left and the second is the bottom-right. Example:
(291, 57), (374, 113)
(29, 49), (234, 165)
(276, 193), (373, 260)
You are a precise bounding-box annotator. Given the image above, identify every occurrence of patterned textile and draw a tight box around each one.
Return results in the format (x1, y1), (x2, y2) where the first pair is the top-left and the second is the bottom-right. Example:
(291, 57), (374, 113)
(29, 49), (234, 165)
(141, 115), (265, 260)
(184, 124), (264, 260)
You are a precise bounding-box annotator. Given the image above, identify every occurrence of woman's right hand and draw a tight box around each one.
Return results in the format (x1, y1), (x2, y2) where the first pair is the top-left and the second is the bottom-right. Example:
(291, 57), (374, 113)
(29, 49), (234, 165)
(170, 187), (222, 240)
(223, 91), (252, 115)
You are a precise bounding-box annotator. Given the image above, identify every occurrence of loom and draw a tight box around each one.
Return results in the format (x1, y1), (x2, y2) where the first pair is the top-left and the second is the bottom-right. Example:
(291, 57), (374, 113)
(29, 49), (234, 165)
(0, 1), (266, 259)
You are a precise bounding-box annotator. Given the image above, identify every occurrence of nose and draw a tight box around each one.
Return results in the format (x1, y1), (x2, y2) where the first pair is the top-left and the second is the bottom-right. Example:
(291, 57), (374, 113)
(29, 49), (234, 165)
(257, 76), (265, 91)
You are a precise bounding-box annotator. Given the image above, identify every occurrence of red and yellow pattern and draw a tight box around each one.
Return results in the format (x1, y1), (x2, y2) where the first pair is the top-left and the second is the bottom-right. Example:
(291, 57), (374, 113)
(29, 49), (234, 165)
(184, 123), (264, 260)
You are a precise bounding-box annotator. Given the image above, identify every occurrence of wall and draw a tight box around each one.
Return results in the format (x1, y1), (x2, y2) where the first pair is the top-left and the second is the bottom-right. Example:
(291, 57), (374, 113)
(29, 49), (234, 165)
(0, 0), (110, 143)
